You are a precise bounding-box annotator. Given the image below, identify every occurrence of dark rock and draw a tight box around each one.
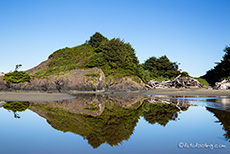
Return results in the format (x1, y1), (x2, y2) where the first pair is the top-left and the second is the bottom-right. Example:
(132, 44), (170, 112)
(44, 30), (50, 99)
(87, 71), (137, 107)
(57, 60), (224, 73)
(108, 77), (145, 92)
(0, 68), (107, 92)
(0, 68), (145, 93)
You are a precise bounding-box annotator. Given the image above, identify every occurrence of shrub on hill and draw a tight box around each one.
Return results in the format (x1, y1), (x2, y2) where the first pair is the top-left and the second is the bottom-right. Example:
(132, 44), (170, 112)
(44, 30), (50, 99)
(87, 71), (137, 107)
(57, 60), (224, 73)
(3, 71), (31, 83)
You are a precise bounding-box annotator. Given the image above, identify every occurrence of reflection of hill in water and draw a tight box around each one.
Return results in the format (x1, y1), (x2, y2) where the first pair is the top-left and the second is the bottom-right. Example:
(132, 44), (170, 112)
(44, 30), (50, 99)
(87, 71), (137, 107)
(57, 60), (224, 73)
(28, 94), (189, 148)
(143, 103), (179, 126)
(207, 107), (230, 141)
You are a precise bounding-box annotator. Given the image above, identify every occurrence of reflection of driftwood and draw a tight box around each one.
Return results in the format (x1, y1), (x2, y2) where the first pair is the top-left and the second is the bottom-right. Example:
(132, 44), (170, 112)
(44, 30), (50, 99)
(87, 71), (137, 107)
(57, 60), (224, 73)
(0, 101), (6, 107)
(146, 75), (203, 89)
(147, 95), (191, 111)
(214, 79), (230, 90)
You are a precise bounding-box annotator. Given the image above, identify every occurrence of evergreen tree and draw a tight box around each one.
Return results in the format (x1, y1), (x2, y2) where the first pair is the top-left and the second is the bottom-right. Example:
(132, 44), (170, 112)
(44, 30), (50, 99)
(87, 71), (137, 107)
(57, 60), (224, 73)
(87, 38), (140, 76)
(202, 45), (230, 85)
(143, 55), (180, 79)
(88, 32), (108, 48)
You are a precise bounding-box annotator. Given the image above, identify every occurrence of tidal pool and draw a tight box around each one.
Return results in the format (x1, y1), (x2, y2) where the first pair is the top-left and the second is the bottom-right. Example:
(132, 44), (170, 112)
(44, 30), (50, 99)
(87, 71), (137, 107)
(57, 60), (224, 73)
(0, 94), (229, 154)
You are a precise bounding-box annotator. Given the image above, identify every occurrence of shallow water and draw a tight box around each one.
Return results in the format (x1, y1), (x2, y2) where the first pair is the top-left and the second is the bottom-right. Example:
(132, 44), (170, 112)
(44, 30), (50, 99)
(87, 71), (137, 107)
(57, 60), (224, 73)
(0, 94), (229, 154)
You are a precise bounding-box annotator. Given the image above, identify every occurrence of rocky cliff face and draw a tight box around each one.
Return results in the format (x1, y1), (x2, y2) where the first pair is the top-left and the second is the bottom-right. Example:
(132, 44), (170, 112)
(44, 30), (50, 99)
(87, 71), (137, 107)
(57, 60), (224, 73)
(0, 67), (145, 92)
(0, 68), (106, 92)
(108, 77), (145, 92)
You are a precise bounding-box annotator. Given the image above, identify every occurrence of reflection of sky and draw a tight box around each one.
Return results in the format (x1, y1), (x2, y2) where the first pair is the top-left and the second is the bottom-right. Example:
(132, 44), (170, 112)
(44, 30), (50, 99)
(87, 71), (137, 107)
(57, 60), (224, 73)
(132, 107), (229, 154)
(170, 96), (230, 112)
(0, 100), (230, 154)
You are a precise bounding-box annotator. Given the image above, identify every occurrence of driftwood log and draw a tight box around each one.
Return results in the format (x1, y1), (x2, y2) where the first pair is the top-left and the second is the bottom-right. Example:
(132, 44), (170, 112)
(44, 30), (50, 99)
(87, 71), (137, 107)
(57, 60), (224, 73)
(214, 79), (230, 90)
(146, 75), (203, 89)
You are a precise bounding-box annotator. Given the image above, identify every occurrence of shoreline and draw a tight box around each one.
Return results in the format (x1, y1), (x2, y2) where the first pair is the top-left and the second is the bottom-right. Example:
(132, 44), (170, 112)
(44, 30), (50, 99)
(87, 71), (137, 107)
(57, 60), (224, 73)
(0, 88), (229, 102)
(0, 91), (75, 102)
(142, 88), (230, 96)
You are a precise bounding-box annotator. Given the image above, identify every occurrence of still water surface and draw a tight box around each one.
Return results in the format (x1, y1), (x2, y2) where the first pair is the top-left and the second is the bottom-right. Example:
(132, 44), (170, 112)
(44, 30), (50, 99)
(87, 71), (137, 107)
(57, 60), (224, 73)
(0, 94), (230, 154)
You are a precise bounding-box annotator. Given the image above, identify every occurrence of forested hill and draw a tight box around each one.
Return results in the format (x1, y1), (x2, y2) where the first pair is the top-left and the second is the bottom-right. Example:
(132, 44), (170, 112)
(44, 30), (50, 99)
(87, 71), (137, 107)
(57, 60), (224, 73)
(202, 45), (230, 85)
(31, 32), (183, 83)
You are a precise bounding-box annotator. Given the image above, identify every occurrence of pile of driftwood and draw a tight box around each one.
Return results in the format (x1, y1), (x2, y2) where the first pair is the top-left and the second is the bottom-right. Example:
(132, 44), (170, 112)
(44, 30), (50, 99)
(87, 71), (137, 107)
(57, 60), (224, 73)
(214, 79), (230, 90)
(146, 75), (203, 89)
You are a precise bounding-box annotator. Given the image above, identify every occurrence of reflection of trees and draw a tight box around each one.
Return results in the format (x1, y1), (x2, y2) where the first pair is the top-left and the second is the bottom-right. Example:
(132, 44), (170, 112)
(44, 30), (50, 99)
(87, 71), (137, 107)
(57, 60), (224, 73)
(142, 102), (179, 126)
(3, 101), (29, 118)
(28, 94), (189, 148)
(84, 103), (143, 148)
(29, 98), (143, 149)
(206, 107), (230, 141)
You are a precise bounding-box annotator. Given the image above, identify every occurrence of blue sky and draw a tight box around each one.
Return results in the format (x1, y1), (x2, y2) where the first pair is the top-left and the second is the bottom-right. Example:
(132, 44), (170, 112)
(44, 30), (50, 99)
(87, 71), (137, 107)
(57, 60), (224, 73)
(1, 0), (229, 77)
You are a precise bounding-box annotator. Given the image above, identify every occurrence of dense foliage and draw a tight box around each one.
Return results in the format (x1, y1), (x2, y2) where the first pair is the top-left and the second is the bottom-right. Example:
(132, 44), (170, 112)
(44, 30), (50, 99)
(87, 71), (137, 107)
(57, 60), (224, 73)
(207, 107), (230, 141)
(33, 32), (184, 83)
(142, 55), (181, 80)
(86, 38), (140, 78)
(202, 45), (230, 85)
(35, 44), (95, 76)
(30, 97), (183, 149)
(88, 32), (108, 48)
(142, 102), (179, 126)
(32, 99), (143, 148)
(3, 101), (30, 118)
(3, 71), (31, 83)
(194, 77), (209, 86)
(3, 101), (30, 112)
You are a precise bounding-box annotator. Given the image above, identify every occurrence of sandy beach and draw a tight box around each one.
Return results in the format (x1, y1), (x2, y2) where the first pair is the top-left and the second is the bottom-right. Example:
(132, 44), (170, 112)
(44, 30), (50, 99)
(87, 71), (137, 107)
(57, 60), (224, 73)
(0, 88), (230, 102)
(143, 88), (230, 96)
(0, 91), (75, 101)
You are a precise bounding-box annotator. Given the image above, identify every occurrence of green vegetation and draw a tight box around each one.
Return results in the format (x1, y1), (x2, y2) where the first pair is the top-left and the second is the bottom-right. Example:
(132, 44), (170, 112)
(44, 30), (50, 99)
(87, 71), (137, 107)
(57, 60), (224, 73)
(35, 44), (96, 76)
(194, 78), (209, 86)
(3, 101), (30, 118)
(3, 71), (31, 83)
(86, 37), (140, 81)
(33, 32), (185, 83)
(88, 32), (108, 48)
(29, 95), (187, 148)
(141, 55), (181, 81)
(207, 107), (230, 141)
(142, 102), (179, 126)
(15, 64), (22, 71)
(3, 101), (29, 112)
(2, 64), (31, 83)
(31, 100), (142, 148)
(202, 45), (230, 85)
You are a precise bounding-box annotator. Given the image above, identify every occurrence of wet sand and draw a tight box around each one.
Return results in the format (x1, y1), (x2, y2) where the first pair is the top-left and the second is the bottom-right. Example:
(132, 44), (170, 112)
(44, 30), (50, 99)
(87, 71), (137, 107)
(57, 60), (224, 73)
(0, 88), (230, 102)
(0, 92), (75, 101)
(143, 88), (230, 96)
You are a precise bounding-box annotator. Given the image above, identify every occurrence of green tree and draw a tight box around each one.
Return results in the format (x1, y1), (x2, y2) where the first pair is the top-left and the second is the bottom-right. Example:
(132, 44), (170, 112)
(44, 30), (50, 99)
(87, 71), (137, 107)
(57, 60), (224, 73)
(143, 55), (180, 79)
(88, 32), (108, 48)
(15, 64), (22, 71)
(202, 45), (230, 85)
(102, 38), (139, 70)
(86, 38), (140, 77)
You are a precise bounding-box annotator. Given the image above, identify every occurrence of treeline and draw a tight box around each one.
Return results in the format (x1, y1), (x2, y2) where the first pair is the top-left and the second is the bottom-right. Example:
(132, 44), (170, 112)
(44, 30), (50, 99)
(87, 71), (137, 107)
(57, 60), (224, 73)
(85, 32), (184, 82)
(202, 45), (230, 85)
(34, 32), (185, 83)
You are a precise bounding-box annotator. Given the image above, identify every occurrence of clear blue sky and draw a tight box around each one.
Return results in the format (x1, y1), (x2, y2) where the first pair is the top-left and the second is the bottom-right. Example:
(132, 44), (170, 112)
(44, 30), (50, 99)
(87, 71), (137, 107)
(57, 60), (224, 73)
(1, 0), (229, 77)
